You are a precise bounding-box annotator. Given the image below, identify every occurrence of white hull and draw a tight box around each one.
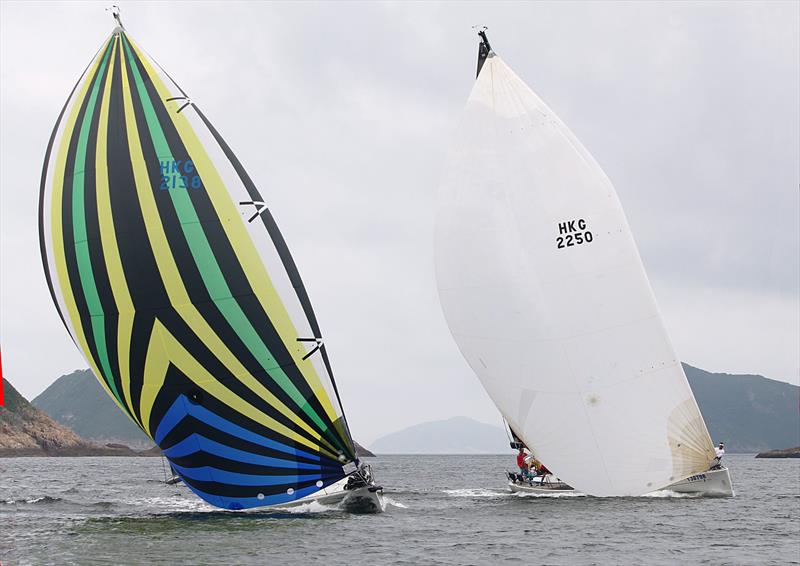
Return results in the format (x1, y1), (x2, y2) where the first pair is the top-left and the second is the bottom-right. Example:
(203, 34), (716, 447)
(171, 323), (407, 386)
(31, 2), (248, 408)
(508, 475), (574, 494)
(273, 476), (385, 513)
(508, 467), (734, 497)
(662, 467), (734, 497)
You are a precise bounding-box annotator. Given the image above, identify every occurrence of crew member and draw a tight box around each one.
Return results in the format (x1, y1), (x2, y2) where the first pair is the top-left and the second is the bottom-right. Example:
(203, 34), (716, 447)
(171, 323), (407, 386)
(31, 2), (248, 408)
(711, 442), (725, 469)
(516, 447), (528, 476)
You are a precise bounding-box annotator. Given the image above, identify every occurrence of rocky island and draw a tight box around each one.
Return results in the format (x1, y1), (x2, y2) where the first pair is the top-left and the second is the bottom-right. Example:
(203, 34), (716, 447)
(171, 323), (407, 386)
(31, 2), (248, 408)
(3, 376), (375, 458)
(0, 378), (154, 457)
(755, 447), (800, 458)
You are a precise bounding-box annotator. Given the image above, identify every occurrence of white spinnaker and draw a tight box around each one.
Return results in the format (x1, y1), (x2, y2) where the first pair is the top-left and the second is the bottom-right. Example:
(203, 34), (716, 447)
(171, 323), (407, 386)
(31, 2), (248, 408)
(435, 54), (715, 496)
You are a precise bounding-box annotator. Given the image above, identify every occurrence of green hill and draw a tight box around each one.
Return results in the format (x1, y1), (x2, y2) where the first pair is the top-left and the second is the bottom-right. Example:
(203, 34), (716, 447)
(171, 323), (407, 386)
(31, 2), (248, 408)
(32, 369), (376, 456)
(0, 377), (86, 452)
(32, 365), (798, 455)
(32, 370), (152, 449)
(369, 365), (799, 454)
(683, 364), (799, 453)
(370, 416), (508, 454)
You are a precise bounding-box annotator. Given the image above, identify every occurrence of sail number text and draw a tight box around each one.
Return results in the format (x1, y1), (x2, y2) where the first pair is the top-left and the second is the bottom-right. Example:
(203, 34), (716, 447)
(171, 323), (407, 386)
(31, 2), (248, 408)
(556, 218), (593, 249)
(159, 159), (203, 190)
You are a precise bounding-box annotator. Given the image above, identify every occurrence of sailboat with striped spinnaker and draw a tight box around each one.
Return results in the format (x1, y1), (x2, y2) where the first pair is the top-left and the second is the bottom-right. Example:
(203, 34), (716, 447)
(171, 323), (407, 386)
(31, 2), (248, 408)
(38, 10), (383, 512)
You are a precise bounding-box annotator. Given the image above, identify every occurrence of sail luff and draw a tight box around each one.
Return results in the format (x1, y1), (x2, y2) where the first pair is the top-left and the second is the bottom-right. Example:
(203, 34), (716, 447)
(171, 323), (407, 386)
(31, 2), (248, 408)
(49, 35), (131, 419)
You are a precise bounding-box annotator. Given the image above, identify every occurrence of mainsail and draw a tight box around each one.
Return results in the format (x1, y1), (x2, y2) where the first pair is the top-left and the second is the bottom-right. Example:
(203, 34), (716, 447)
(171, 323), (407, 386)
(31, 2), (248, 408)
(435, 35), (717, 496)
(39, 24), (358, 510)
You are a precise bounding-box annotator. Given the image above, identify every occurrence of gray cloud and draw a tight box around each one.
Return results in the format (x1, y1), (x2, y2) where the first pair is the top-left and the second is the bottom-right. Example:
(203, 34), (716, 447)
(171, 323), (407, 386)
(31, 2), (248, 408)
(1, 1), (797, 444)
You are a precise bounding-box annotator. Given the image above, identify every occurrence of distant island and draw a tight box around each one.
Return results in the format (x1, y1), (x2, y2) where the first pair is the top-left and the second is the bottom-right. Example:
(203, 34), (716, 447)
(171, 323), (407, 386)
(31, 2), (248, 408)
(0, 378), (157, 457)
(4, 371), (374, 458)
(755, 447), (800, 458)
(683, 364), (799, 453)
(32, 369), (152, 449)
(370, 364), (799, 454)
(370, 416), (508, 454)
(3, 362), (797, 457)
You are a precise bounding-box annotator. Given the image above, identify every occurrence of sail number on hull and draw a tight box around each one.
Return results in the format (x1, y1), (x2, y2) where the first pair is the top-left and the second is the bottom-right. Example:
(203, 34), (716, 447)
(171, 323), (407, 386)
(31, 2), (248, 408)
(556, 218), (593, 249)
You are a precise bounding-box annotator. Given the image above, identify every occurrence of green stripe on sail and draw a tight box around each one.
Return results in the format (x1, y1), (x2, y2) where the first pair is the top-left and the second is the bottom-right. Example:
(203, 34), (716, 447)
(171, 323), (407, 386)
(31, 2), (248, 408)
(71, 39), (124, 406)
(120, 35), (342, 451)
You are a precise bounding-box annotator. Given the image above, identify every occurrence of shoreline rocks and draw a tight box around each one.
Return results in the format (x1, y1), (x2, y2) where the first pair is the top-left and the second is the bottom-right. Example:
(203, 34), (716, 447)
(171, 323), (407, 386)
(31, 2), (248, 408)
(755, 447), (800, 458)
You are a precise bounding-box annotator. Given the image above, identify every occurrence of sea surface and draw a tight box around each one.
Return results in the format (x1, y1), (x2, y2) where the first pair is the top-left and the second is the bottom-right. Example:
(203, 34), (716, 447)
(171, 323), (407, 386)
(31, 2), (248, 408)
(0, 454), (798, 565)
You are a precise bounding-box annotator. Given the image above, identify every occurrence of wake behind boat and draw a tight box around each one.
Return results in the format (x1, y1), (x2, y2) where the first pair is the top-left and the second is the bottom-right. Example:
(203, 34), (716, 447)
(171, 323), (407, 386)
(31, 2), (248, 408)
(39, 8), (383, 512)
(435, 29), (734, 498)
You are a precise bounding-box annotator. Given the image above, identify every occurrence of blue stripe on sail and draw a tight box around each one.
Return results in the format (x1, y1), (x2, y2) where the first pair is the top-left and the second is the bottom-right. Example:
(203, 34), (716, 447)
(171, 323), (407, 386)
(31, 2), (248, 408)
(182, 481), (325, 511)
(154, 395), (332, 464)
(171, 463), (322, 486)
(164, 434), (338, 471)
(154, 395), (189, 444)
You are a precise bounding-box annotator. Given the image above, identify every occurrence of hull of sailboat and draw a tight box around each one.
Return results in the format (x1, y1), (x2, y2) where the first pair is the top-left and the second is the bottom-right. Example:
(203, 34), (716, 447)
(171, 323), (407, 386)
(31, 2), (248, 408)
(662, 467), (734, 497)
(508, 475), (574, 494)
(509, 467), (733, 497)
(272, 476), (384, 513)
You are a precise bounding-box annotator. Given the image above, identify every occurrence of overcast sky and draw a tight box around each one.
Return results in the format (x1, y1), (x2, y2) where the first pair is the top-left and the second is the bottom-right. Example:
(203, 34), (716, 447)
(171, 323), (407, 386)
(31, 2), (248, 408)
(1, 1), (797, 444)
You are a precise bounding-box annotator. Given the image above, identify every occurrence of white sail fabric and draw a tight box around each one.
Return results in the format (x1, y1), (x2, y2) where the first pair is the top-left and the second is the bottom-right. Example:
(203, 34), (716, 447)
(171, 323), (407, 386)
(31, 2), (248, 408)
(435, 54), (716, 496)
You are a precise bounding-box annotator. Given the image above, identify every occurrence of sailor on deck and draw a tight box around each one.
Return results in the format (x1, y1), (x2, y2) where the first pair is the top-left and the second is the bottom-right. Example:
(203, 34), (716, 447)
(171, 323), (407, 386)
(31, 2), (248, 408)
(711, 442), (725, 469)
(516, 447), (528, 476)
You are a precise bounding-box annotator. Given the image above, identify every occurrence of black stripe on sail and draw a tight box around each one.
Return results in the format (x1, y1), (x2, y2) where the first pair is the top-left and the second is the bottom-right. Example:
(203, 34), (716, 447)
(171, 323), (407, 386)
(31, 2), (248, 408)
(134, 43), (353, 452)
(150, 363), (344, 467)
(127, 315), (153, 425)
(119, 48), (330, 451)
(81, 37), (126, 409)
(193, 106), (356, 459)
(60, 40), (115, 391)
(107, 39), (173, 426)
(123, 42), (346, 454)
(146, 311), (333, 453)
(39, 40), (107, 338)
(161, 417), (342, 470)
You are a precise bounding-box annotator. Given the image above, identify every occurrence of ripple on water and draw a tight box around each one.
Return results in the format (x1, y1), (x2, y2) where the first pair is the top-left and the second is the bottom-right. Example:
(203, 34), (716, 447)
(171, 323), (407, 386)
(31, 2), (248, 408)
(0, 454), (797, 566)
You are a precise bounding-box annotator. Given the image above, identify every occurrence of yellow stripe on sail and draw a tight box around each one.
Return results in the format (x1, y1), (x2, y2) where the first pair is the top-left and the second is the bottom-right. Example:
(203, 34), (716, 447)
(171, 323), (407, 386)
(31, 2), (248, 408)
(50, 34), (129, 417)
(140, 320), (339, 459)
(94, 37), (142, 428)
(118, 45), (336, 452)
(127, 37), (342, 427)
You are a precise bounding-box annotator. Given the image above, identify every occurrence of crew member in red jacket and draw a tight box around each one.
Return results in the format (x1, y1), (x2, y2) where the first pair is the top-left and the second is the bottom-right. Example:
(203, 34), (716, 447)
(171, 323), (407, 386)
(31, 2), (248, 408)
(516, 447), (528, 476)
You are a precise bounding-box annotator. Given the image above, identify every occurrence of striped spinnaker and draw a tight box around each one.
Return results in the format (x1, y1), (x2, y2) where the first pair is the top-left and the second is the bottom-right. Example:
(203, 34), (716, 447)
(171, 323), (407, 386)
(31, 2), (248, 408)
(39, 28), (356, 510)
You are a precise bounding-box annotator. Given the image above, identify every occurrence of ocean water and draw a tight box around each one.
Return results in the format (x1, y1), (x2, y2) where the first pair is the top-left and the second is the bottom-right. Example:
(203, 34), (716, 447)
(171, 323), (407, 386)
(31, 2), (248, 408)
(0, 454), (797, 565)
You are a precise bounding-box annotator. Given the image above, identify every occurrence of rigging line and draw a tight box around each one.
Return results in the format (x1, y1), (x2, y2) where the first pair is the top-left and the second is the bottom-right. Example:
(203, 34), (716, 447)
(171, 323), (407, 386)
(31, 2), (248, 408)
(501, 416), (513, 443)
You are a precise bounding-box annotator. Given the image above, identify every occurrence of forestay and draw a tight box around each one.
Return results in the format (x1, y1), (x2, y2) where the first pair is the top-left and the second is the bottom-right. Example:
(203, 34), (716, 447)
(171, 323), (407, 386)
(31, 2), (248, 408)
(39, 26), (356, 510)
(435, 50), (715, 496)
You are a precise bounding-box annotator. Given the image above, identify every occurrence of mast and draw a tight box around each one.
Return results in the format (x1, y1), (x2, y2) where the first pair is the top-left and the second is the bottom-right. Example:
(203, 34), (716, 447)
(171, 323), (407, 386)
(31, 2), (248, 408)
(476, 27), (492, 78)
